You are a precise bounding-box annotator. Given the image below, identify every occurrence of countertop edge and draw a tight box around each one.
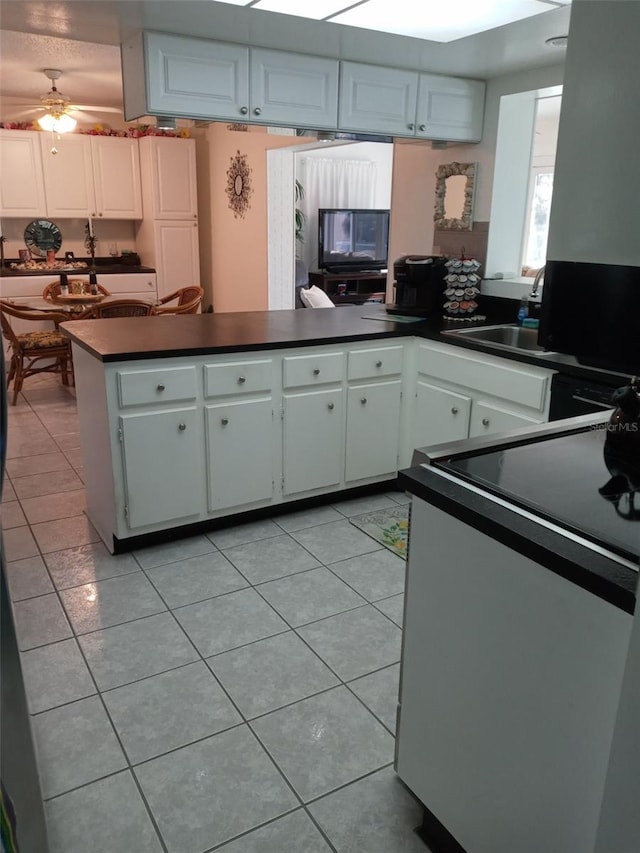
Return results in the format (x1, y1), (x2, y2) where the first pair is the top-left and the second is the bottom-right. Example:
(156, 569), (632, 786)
(398, 465), (637, 614)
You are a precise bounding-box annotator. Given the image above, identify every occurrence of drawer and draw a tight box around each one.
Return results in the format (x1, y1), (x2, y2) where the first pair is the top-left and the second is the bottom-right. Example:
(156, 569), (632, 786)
(418, 343), (551, 411)
(283, 352), (343, 388)
(348, 345), (403, 381)
(204, 359), (273, 397)
(117, 366), (197, 407)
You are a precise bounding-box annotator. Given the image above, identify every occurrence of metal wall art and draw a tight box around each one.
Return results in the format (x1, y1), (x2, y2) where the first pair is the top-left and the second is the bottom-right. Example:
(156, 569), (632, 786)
(226, 150), (253, 219)
(434, 162), (477, 230)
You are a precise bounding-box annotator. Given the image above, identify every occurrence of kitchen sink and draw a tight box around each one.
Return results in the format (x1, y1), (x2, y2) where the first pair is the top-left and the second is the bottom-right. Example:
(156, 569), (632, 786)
(442, 324), (555, 355)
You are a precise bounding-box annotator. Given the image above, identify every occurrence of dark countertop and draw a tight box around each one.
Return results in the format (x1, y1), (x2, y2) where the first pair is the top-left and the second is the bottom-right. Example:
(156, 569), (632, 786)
(398, 414), (638, 614)
(2, 261), (156, 276)
(60, 303), (635, 388)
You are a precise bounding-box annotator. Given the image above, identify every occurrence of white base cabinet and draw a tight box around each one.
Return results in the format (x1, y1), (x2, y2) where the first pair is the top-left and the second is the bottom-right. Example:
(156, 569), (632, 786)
(135, 219), (200, 299)
(70, 335), (555, 551)
(413, 341), (554, 451)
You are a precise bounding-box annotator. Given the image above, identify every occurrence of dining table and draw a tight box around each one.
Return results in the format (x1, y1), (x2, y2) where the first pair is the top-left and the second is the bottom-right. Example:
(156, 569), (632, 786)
(4, 296), (158, 317)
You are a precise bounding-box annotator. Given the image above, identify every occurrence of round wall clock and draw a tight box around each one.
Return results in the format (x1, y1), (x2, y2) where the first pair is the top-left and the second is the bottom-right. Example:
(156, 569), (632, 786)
(24, 219), (63, 257)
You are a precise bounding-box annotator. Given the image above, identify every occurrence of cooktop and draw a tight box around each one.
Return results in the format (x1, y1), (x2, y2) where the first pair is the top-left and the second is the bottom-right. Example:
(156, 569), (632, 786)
(435, 425), (639, 567)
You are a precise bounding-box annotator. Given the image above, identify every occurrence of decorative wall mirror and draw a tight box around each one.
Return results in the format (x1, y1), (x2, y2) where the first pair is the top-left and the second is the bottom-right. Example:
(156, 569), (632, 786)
(434, 162), (477, 230)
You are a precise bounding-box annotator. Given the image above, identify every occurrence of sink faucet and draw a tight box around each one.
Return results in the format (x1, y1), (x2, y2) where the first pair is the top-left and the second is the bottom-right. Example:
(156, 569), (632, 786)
(529, 265), (545, 299)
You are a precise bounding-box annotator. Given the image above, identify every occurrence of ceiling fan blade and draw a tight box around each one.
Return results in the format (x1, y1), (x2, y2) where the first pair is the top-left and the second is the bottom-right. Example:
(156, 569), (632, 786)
(71, 104), (124, 114)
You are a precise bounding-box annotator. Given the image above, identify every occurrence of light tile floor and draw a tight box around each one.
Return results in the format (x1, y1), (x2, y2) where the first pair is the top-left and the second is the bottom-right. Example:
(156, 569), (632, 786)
(1, 375), (429, 853)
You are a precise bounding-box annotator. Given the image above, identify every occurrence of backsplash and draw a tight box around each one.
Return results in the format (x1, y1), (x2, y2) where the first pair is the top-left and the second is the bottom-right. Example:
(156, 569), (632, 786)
(433, 220), (489, 273)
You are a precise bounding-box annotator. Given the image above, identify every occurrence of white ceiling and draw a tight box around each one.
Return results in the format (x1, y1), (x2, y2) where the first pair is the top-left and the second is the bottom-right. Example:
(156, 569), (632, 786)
(0, 0), (571, 126)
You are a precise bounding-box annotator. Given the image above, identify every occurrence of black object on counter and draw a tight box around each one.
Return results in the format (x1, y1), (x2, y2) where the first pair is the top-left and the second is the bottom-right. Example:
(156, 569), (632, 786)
(89, 271), (98, 295)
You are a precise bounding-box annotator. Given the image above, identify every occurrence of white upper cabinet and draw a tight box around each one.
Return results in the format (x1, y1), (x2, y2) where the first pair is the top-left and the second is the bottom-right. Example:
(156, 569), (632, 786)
(0, 130), (47, 217)
(339, 62), (419, 137)
(38, 133), (142, 219)
(138, 136), (198, 220)
(415, 75), (485, 142)
(40, 133), (95, 218)
(250, 49), (338, 129)
(90, 136), (142, 219)
(339, 61), (485, 141)
(123, 32), (250, 121)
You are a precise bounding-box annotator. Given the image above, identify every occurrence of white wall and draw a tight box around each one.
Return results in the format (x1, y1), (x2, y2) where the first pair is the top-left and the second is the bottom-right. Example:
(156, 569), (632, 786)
(547, 0), (640, 265)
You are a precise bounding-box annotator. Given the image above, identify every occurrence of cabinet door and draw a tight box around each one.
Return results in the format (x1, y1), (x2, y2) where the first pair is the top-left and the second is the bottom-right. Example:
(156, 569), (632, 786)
(140, 137), (198, 219)
(144, 32), (250, 121)
(345, 380), (402, 483)
(250, 49), (338, 129)
(0, 130), (47, 216)
(338, 62), (418, 136)
(283, 388), (343, 496)
(469, 400), (540, 439)
(415, 380), (471, 450)
(205, 398), (274, 511)
(416, 75), (485, 142)
(90, 137), (142, 219)
(40, 133), (95, 218)
(153, 220), (200, 299)
(120, 408), (201, 529)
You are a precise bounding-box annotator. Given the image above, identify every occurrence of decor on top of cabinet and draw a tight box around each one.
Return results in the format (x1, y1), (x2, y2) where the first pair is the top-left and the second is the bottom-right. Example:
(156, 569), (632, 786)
(226, 150), (253, 219)
(443, 255), (485, 322)
(434, 162), (476, 230)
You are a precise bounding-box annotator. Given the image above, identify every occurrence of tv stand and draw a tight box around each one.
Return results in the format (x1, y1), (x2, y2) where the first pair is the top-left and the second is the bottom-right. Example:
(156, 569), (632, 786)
(309, 270), (387, 305)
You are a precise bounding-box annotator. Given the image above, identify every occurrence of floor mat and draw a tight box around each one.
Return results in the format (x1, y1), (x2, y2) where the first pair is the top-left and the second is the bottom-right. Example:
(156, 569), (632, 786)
(349, 506), (409, 559)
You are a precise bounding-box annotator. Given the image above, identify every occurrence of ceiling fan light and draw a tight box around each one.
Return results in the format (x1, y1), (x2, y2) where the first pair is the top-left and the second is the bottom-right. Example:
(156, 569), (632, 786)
(38, 112), (77, 133)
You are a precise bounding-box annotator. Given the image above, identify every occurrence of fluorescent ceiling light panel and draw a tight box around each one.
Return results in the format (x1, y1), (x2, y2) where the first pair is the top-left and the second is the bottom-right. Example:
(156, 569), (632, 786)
(329, 0), (555, 42)
(252, 0), (355, 17)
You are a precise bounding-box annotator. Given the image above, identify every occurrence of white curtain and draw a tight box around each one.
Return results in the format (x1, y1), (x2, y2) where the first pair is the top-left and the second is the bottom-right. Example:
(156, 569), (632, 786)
(300, 158), (377, 271)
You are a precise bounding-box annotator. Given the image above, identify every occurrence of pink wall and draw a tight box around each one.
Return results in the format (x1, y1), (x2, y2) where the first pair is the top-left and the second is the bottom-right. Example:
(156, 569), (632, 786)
(205, 124), (296, 313)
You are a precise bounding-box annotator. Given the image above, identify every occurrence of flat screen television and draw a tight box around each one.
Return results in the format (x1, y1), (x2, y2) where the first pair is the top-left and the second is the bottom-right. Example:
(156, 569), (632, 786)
(318, 208), (390, 273)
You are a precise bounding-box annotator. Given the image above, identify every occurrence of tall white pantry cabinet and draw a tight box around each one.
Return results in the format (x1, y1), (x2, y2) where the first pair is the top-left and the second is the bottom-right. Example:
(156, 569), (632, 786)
(135, 136), (201, 300)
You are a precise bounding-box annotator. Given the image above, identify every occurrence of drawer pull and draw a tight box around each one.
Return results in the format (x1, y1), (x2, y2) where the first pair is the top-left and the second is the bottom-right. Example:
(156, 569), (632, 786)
(237, 376), (246, 384)
(221, 417), (229, 426)
(313, 368), (320, 376)
(451, 406), (458, 415)
(156, 384), (165, 392)
(376, 360), (383, 368)
(328, 402), (334, 410)
(360, 397), (367, 405)
(482, 417), (490, 427)
(178, 422), (187, 431)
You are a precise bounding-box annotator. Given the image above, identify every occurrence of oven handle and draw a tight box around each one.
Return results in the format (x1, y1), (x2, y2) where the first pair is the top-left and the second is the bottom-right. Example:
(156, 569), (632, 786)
(572, 394), (614, 409)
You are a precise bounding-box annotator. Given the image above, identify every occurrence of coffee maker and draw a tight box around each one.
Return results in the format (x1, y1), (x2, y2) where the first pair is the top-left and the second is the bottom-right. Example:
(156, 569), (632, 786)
(389, 255), (448, 316)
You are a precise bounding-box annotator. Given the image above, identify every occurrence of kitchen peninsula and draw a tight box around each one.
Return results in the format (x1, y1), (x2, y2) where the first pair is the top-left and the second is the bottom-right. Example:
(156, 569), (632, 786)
(61, 304), (630, 553)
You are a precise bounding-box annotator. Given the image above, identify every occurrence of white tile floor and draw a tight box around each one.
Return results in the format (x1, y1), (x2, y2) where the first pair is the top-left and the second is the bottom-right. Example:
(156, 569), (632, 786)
(2, 375), (430, 853)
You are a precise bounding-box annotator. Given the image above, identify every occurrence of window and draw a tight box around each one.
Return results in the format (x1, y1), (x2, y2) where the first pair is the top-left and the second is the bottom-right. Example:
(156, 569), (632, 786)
(522, 160), (554, 270)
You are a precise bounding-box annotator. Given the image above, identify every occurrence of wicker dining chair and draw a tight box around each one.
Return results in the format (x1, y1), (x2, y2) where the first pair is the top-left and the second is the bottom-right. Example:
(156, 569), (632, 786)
(152, 286), (204, 315)
(89, 299), (154, 318)
(0, 300), (72, 405)
(43, 280), (111, 301)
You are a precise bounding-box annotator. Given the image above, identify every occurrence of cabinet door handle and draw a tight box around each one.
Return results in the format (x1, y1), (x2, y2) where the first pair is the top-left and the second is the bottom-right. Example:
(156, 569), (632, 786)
(148, 281), (153, 287)
(178, 422), (187, 431)
(328, 402), (334, 410)
(360, 397), (367, 405)
(313, 368), (320, 376)
(156, 384), (165, 392)
(221, 417), (229, 426)
(419, 124), (426, 132)
(98, 212), (103, 216)
(482, 417), (490, 427)
(240, 106), (248, 115)
(376, 360), (383, 368)
(451, 406), (458, 415)
(407, 123), (414, 131)
(237, 376), (246, 384)
(254, 107), (262, 116)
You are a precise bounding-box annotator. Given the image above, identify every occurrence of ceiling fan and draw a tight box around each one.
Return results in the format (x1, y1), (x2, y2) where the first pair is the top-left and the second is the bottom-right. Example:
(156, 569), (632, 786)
(9, 68), (123, 131)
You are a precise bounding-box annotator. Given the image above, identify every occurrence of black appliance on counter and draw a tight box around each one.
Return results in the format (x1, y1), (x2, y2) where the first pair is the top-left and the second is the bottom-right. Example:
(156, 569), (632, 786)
(539, 260), (640, 376)
(388, 255), (448, 316)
